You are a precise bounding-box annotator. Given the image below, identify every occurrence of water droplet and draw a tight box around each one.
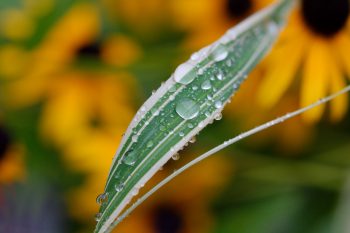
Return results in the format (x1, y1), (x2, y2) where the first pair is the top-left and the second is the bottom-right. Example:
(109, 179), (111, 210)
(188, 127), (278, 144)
(95, 213), (102, 222)
(207, 94), (213, 100)
(212, 44), (228, 62)
(192, 85), (198, 90)
(189, 136), (196, 143)
(132, 135), (138, 142)
(175, 98), (200, 120)
(172, 153), (180, 160)
(168, 85), (177, 92)
(96, 193), (108, 205)
(174, 62), (196, 84)
(187, 123), (194, 129)
(216, 71), (224, 80)
(214, 113), (222, 121)
(151, 109), (160, 116)
(197, 68), (204, 75)
(147, 141), (153, 148)
(179, 131), (185, 137)
(115, 183), (124, 192)
(226, 59), (233, 67)
(123, 150), (138, 166)
(215, 101), (223, 109)
(132, 188), (139, 196)
(201, 80), (212, 90)
(191, 52), (200, 61)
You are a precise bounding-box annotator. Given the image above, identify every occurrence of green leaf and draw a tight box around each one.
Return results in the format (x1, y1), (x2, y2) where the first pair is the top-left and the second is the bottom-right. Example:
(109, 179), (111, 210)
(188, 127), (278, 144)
(94, 1), (295, 232)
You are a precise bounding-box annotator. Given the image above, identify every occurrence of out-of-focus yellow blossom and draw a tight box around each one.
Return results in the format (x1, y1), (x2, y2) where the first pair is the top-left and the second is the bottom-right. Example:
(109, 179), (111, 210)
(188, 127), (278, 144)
(101, 35), (141, 67)
(37, 71), (136, 221)
(258, 0), (350, 123)
(0, 126), (25, 184)
(115, 156), (232, 233)
(0, 45), (29, 79)
(23, 0), (55, 17)
(102, 0), (169, 36)
(3, 3), (100, 107)
(0, 8), (35, 41)
(169, 0), (273, 49)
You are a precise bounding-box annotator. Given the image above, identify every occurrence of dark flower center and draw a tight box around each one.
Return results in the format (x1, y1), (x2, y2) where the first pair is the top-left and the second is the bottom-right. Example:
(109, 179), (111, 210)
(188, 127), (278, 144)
(302, 0), (349, 37)
(226, 0), (252, 19)
(0, 126), (11, 161)
(153, 205), (184, 233)
(77, 42), (101, 58)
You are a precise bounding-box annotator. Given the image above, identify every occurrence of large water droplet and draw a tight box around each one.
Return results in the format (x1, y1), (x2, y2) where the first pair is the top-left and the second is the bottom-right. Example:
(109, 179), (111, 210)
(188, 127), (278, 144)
(201, 80), (212, 90)
(175, 98), (200, 120)
(174, 62), (196, 84)
(212, 44), (228, 62)
(216, 71), (224, 81)
(123, 150), (138, 166)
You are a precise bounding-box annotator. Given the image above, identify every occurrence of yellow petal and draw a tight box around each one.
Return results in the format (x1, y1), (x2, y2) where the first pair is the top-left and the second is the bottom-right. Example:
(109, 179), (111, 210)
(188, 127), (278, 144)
(258, 39), (305, 108)
(329, 62), (348, 122)
(334, 33), (350, 78)
(301, 40), (330, 123)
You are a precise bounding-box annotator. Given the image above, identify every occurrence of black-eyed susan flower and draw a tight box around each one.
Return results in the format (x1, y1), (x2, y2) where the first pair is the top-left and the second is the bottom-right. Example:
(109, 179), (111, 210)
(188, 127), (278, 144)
(258, 0), (350, 123)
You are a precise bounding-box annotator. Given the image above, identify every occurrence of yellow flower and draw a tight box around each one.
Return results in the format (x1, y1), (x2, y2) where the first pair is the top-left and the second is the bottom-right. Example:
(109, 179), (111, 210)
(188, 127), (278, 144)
(169, 0), (273, 49)
(37, 71), (136, 221)
(0, 126), (25, 184)
(258, 0), (350, 123)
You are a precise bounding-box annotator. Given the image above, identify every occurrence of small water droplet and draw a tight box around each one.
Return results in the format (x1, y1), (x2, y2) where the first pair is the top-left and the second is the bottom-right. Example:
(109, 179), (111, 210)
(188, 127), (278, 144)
(212, 44), (228, 62)
(147, 141), (153, 148)
(168, 85), (177, 92)
(187, 123), (194, 129)
(95, 213), (102, 222)
(189, 136), (196, 143)
(215, 101), (223, 109)
(175, 98), (200, 120)
(207, 94), (213, 100)
(192, 85), (198, 90)
(226, 59), (233, 67)
(132, 135), (138, 142)
(216, 71), (224, 80)
(132, 188), (139, 196)
(172, 153), (180, 160)
(201, 80), (212, 90)
(197, 68), (204, 75)
(214, 113), (222, 121)
(96, 193), (108, 205)
(174, 62), (196, 84)
(115, 183), (124, 192)
(179, 131), (185, 137)
(123, 150), (138, 166)
(151, 109), (160, 116)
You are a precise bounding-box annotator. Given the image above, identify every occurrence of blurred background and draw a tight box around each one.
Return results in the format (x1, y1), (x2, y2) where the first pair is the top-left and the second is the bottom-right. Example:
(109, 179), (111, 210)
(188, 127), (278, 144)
(1, 0), (350, 232)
